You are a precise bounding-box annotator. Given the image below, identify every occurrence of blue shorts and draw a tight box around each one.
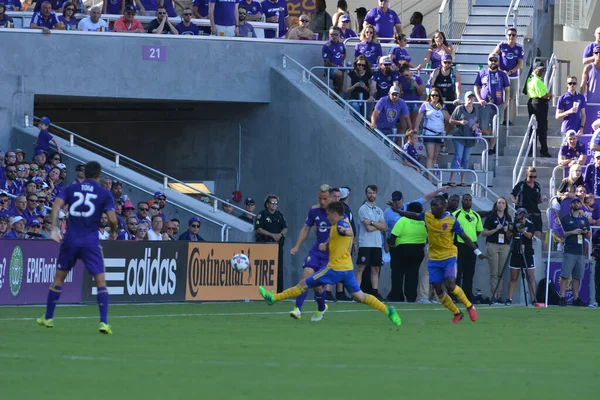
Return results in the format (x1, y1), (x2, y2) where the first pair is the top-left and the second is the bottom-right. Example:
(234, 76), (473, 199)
(406, 102), (420, 113)
(423, 137), (444, 145)
(303, 249), (329, 272)
(57, 243), (105, 276)
(428, 257), (457, 284)
(305, 267), (361, 294)
(328, 68), (342, 80)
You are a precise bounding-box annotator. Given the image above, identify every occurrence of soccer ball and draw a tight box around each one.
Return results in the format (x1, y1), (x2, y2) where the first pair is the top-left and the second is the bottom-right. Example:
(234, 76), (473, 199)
(231, 253), (250, 273)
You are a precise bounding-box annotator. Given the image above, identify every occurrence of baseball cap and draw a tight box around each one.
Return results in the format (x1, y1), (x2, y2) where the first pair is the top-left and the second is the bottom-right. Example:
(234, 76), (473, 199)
(0, 213), (8, 221)
(389, 86), (401, 95)
(594, 151), (600, 159)
(515, 208), (528, 215)
(34, 149), (45, 156)
(42, 182), (49, 189)
(189, 216), (201, 225)
(566, 129), (577, 137)
(339, 188), (350, 199)
(56, 163), (67, 170)
(76, 163), (85, 169)
(355, 7), (367, 16)
(28, 219), (41, 227)
(443, 53), (453, 61)
(533, 61), (545, 70)
(380, 55), (392, 65)
(112, 179), (121, 187)
(464, 91), (475, 102)
(244, 197), (255, 205)
(0, 190), (8, 196)
(488, 53), (499, 61)
(571, 197), (582, 203)
(12, 216), (24, 224)
(14, 148), (24, 154)
(124, 4), (136, 13)
(123, 201), (135, 209)
(340, 15), (350, 22)
(391, 191), (403, 201)
(594, 44), (600, 53)
(39, 117), (51, 125)
(154, 191), (166, 199)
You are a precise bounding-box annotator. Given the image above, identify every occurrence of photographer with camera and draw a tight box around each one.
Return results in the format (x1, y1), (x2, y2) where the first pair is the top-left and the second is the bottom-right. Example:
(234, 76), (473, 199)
(510, 167), (545, 239)
(505, 208), (537, 305)
(559, 197), (591, 306)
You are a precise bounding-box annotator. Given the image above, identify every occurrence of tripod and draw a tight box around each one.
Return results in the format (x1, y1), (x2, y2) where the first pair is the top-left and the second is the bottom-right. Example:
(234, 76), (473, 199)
(490, 235), (535, 306)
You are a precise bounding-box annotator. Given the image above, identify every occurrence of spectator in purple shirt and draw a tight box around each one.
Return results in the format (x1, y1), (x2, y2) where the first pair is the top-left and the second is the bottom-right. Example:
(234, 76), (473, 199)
(30, 1), (63, 33)
(370, 55), (399, 100)
(558, 130), (587, 169)
(337, 14), (356, 39)
(584, 152), (600, 196)
(556, 76), (587, 136)
(0, 4), (15, 27)
(492, 28), (524, 126)
(117, 216), (138, 240)
(322, 26), (346, 93)
(402, 129), (421, 173)
(583, 26), (600, 65)
(3, 216), (26, 239)
(163, 0), (185, 18)
(3, 0), (22, 11)
(176, 7), (200, 34)
(209, 0), (239, 37)
(398, 65), (424, 127)
(408, 11), (425, 39)
(355, 23), (382, 68)
(103, 0), (125, 15)
(34, 0), (61, 11)
(137, 0), (158, 16)
(35, 117), (62, 155)
(239, 0), (261, 20)
(364, 0), (401, 40)
(416, 30), (452, 71)
(389, 34), (415, 68)
(261, 0), (288, 38)
(370, 86), (411, 142)
(58, 2), (78, 29)
(237, 5), (256, 37)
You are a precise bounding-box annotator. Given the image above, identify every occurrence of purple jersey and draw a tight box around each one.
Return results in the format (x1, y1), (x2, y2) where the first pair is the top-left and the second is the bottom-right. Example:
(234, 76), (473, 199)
(0, 15), (14, 27)
(372, 69), (399, 99)
(193, 0), (209, 16)
(583, 42), (600, 59)
(304, 206), (331, 247)
(557, 91), (587, 133)
(176, 21), (200, 35)
(410, 23), (426, 39)
(34, 0), (61, 11)
(210, 0), (237, 26)
(339, 28), (357, 39)
(35, 129), (53, 153)
(402, 142), (419, 166)
(104, 0), (122, 14)
(398, 74), (423, 101)
(322, 40), (346, 67)
(31, 11), (59, 29)
(58, 180), (115, 246)
(559, 140), (585, 161)
(430, 47), (445, 69)
(355, 41), (382, 67)
(364, 7), (400, 39)
(240, 0), (261, 15)
(3, 0), (21, 11)
(389, 46), (411, 66)
(474, 68), (510, 104)
(261, 0), (287, 38)
(585, 64), (600, 103)
(497, 42), (524, 78)
(141, 0), (158, 12)
(375, 96), (408, 129)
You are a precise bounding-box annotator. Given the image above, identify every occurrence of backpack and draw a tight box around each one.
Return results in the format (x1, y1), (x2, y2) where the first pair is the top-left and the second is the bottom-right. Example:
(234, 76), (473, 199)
(536, 278), (561, 305)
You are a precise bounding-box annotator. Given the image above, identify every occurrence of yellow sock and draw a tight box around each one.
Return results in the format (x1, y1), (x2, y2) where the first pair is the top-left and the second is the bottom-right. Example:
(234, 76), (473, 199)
(451, 286), (473, 308)
(363, 294), (387, 314)
(439, 293), (460, 315)
(274, 285), (305, 301)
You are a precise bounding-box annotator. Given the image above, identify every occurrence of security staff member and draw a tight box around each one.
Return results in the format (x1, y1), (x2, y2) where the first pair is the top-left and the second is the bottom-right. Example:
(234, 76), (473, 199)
(526, 61), (553, 157)
(255, 194), (288, 291)
(453, 193), (483, 302)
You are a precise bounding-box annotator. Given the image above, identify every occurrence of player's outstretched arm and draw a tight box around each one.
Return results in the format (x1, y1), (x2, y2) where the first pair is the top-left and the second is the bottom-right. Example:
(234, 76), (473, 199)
(106, 210), (118, 240)
(49, 198), (66, 243)
(458, 232), (489, 260)
(290, 225), (311, 255)
(396, 210), (421, 220)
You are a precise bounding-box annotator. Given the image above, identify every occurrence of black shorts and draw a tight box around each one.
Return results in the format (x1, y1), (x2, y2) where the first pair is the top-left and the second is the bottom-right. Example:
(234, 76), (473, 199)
(529, 213), (543, 233)
(356, 247), (383, 267)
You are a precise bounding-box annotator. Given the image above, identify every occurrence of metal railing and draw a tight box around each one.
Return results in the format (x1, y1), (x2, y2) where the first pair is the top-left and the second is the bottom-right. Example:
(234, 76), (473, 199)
(282, 54), (441, 186)
(544, 54), (572, 107)
(555, 0), (598, 29)
(512, 115), (537, 186)
(32, 117), (253, 219)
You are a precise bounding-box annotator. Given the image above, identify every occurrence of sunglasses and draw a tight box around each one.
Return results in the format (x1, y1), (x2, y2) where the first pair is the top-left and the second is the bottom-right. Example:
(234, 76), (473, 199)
(138, 208), (149, 211)
(28, 199), (39, 203)
(595, 52), (600, 55)
(52, 157), (60, 160)
(300, 19), (308, 22)
(183, 12), (192, 15)
(528, 175), (537, 179)
(443, 61), (452, 64)
(269, 201), (278, 205)
(357, 63), (367, 67)
(567, 82), (577, 85)
(190, 224), (200, 228)
(137, 228), (148, 232)
(76, 167), (85, 171)
(31, 167), (39, 171)
(166, 227), (175, 230)
(127, 222), (138, 226)
(238, 12), (246, 15)
(17, 168), (25, 172)
(365, 31), (373, 34)
(430, 93), (440, 97)
(66, 7), (74, 11)
(157, 197), (166, 201)
(6, 170), (16, 173)
(151, 207), (159, 210)
(489, 58), (498, 62)
(158, 12), (166, 14)
(391, 93), (400, 97)
(507, 33), (516, 37)
(330, 33), (339, 36)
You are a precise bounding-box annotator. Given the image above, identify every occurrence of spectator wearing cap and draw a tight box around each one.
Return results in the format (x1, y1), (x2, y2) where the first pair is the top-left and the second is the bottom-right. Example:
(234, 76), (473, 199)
(4, 216), (26, 239)
(237, 5), (256, 37)
(121, 201), (135, 227)
(71, 163), (86, 184)
(415, 30), (452, 71)
(370, 55), (399, 100)
(322, 26), (346, 94)
(255, 194), (288, 291)
(526, 61), (552, 157)
(0, 214), (9, 238)
(581, 44), (600, 105)
(239, 197), (256, 223)
(475, 52), (510, 155)
(556, 76), (587, 137)
(57, 163), (68, 183)
(179, 216), (205, 241)
(559, 130), (587, 170)
(261, 0), (289, 39)
(584, 152), (600, 196)
(354, 6), (366, 34)
(148, 214), (168, 240)
(447, 91), (480, 187)
(25, 219), (44, 240)
(147, 6), (179, 34)
(154, 191), (168, 221)
(364, 0), (401, 40)
(408, 11), (425, 38)
(510, 166), (544, 239)
(286, 14), (313, 40)
(308, 0), (332, 40)
(23, 179), (37, 197)
(331, 0), (348, 27)
(559, 198), (591, 306)
(430, 53), (462, 115)
(136, 201), (151, 224)
(209, 0), (239, 37)
(492, 28), (524, 126)
(117, 216), (138, 240)
(148, 201), (160, 218)
(370, 86), (411, 142)
(30, 1), (62, 33)
(336, 14), (356, 39)
(114, 5), (145, 32)
(355, 23), (382, 68)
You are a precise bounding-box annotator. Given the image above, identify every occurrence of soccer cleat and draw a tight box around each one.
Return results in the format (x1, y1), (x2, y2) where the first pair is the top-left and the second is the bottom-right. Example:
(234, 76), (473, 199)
(311, 304), (328, 322)
(505, 299), (512, 306)
(290, 307), (302, 320)
(36, 316), (54, 328)
(452, 312), (464, 324)
(258, 286), (275, 305)
(99, 322), (113, 335)
(559, 297), (567, 307)
(418, 298), (431, 304)
(386, 305), (402, 326)
(467, 306), (478, 322)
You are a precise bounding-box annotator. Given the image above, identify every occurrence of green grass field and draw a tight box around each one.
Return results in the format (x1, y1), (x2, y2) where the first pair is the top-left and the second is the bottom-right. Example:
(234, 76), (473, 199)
(1, 302), (599, 399)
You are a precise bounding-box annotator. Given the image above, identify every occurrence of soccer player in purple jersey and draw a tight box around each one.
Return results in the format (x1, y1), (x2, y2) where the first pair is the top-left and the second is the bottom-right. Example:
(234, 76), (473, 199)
(37, 161), (118, 334)
(288, 184), (332, 320)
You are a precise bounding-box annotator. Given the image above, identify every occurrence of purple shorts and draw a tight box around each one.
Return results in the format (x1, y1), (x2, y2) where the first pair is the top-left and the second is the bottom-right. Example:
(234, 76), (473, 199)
(303, 249), (329, 272)
(57, 242), (105, 276)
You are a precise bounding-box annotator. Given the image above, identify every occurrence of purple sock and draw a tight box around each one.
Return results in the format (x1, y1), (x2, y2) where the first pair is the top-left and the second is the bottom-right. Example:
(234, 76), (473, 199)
(45, 284), (62, 320)
(295, 290), (308, 310)
(97, 287), (109, 324)
(315, 290), (326, 312)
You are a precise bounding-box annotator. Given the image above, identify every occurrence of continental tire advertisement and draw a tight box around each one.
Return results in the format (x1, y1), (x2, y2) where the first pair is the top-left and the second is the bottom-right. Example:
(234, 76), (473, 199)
(82, 241), (188, 303)
(186, 243), (279, 301)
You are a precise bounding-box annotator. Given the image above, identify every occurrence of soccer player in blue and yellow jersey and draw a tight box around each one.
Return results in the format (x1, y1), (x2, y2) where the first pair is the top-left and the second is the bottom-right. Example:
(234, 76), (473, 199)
(259, 201), (401, 325)
(398, 195), (487, 323)
(36, 161), (118, 334)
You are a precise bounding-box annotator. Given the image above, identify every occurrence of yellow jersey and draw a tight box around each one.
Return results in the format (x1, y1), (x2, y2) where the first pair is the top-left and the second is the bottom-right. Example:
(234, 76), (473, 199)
(420, 211), (464, 261)
(328, 218), (353, 271)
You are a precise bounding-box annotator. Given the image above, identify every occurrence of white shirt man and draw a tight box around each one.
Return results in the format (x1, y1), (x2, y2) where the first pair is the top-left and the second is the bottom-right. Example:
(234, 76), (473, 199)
(78, 6), (108, 31)
(148, 214), (165, 241)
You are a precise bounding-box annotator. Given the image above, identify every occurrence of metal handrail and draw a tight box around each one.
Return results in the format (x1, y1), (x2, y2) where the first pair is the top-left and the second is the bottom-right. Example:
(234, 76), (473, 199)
(439, 0), (449, 33)
(549, 165), (566, 199)
(32, 116), (253, 218)
(282, 54), (441, 185)
(512, 115), (537, 186)
(342, 37), (501, 46)
(505, 0), (517, 30)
